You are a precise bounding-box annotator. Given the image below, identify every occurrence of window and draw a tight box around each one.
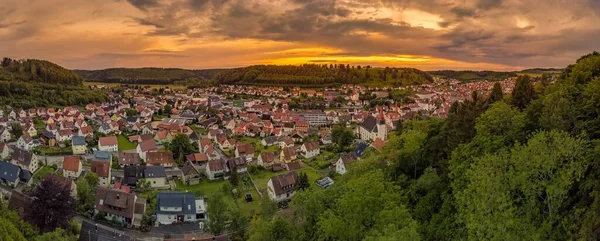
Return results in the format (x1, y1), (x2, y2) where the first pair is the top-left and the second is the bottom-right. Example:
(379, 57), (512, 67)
(153, 181), (156, 184)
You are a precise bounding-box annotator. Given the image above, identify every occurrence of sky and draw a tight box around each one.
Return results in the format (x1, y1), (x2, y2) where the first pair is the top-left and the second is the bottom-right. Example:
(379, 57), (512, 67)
(1, 0), (599, 71)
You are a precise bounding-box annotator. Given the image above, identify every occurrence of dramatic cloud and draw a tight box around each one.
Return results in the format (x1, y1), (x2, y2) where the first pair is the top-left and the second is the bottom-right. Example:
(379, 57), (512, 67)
(0, 0), (599, 70)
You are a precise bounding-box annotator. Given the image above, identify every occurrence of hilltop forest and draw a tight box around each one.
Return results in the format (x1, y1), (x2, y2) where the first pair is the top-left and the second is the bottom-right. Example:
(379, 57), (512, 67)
(243, 52), (600, 241)
(74, 68), (223, 86)
(0, 58), (108, 108)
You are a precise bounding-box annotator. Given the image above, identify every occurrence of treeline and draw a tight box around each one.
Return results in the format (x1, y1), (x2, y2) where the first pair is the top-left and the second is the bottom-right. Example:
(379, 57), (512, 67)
(245, 51), (600, 240)
(1, 58), (83, 85)
(214, 64), (434, 86)
(75, 68), (224, 85)
(0, 57), (108, 108)
(429, 70), (517, 82)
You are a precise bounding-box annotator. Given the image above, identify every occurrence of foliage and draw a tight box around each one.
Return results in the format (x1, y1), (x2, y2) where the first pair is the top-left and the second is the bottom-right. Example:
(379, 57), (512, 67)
(511, 75), (536, 109)
(429, 70), (517, 82)
(166, 134), (196, 166)
(297, 172), (310, 191)
(207, 193), (229, 235)
(74, 68), (223, 85)
(11, 122), (23, 139)
(26, 176), (76, 233)
(215, 64), (433, 87)
(331, 124), (354, 150)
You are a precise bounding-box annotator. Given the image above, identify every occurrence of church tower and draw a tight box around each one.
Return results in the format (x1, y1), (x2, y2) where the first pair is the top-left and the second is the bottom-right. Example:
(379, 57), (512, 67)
(377, 109), (387, 140)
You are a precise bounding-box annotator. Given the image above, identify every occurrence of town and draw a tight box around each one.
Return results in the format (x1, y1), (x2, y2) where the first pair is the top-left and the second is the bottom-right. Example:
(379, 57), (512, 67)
(0, 75), (518, 240)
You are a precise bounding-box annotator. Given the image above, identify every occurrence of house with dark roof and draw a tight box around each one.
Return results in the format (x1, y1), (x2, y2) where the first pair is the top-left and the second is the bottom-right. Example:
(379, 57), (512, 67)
(155, 191), (206, 225)
(227, 157), (248, 173)
(40, 130), (56, 147)
(143, 166), (168, 188)
(0, 161), (20, 187)
(11, 148), (38, 173)
(72, 135), (88, 155)
(94, 188), (146, 227)
(357, 112), (388, 141)
(182, 160), (202, 185)
(234, 143), (255, 160)
(280, 146), (297, 163)
(267, 171), (298, 202)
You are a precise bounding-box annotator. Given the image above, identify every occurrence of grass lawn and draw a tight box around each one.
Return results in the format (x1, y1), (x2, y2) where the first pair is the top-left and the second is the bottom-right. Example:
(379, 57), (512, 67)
(305, 150), (338, 169)
(236, 136), (279, 154)
(33, 166), (56, 181)
(190, 125), (209, 136)
(117, 135), (137, 151)
(174, 178), (261, 216)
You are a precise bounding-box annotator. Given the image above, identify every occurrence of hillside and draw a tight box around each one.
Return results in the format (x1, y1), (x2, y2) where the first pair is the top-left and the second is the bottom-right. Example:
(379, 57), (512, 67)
(0, 57), (108, 108)
(214, 64), (434, 87)
(428, 70), (518, 82)
(74, 68), (225, 85)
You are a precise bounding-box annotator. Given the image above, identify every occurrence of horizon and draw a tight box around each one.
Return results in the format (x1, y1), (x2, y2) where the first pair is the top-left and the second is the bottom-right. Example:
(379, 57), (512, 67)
(2, 0), (599, 70)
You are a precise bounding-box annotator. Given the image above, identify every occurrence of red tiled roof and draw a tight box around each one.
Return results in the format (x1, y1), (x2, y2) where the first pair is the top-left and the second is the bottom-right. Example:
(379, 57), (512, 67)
(62, 156), (80, 172)
(99, 136), (118, 146)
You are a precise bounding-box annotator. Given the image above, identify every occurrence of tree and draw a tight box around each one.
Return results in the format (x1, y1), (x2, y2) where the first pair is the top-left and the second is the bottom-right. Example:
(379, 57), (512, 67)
(229, 207), (249, 241)
(137, 178), (151, 191)
(331, 125), (354, 149)
(297, 172), (310, 191)
(229, 164), (239, 187)
(164, 105), (172, 116)
(11, 122), (23, 139)
(167, 134), (196, 165)
(511, 75), (535, 109)
(75, 178), (94, 214)
(487, 82), (503, 104)
(0, 217), (27, 241)
(26, 176), (76, 233)
(207, 193), (229, 235)
(84, 172), (100, 187)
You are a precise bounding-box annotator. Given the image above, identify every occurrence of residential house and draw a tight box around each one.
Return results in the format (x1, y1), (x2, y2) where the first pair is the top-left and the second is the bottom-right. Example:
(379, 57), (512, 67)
(182, 160), (202, 185)
(0, 143), (9, 160)
(280, 146), (297, 163)
(261, 136), (282, 147)
(335, 153), (358, 175)
(78, 126), (94, 138)
(136, 139), (158, 161)
(267, 171), (298, 202)
(16, 134), (36, 151)
(186, 153), (208, 165)
(235, 143), (255, 160)
(45, 123), (58, 134)
(206, 160), (225, 180)
(143, 166), (168, 188)
(40, 131), (56, 147)
(71, 136), (88, 155)
(0, 126), (11, 142)
(56, 129), (74, 143)
(146, 151), (175, 168)
(0, 161), (20, 187)
(91, 160), (111, 187)
(216, 135), (236, 151)
(11, 148), (38, 173)
(62, 155), (82, 179)
(94, 188), (146, 227)
(24, 124), (37, 137)
(98, 123), (112, 135)
(257, 152), (275, 168)
(227, 157), (248, 173)
(155, 191), (206, 225)
(300, 141), (320, 159)
(118, 152), (140, 167)
(154, 130), (173, 145)
(198, 138), (213, 153)
(98, 136), (119, 152)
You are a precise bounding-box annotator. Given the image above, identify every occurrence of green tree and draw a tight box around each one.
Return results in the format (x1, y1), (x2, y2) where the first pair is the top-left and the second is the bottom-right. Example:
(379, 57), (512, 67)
(84, 172), (100, 187)
(11, 122), (23, 139)
(207, 193), (229, 235)
(167, 134), (195, 165)
(331, 124), (354, 150)
(0, 217), (27, 241)
(511, 75), (535, 109)
(487, 82), (503, 104)
(297, 172), (310, 191)
(229, 164), (239, 187)
(75, 179), (95, 214)
(229, 207), (249, 241)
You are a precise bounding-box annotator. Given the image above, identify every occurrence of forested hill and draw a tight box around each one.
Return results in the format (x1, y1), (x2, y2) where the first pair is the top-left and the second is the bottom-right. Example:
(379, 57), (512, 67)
(245, 51), (600, 241)
(214, 64), (434, 87)
(1, 58), (83, 85)
(0, 57), (108, 108)
(74, 68), (225, 85)
(428, 70), (518, 82)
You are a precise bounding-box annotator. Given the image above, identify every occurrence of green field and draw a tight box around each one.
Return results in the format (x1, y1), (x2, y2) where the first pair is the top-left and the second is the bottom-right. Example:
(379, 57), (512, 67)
(175, 178), (261, 216)
(117, 135), (137, 151)
(37, 146), (73, 156)
(236, 136), (279, 155)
